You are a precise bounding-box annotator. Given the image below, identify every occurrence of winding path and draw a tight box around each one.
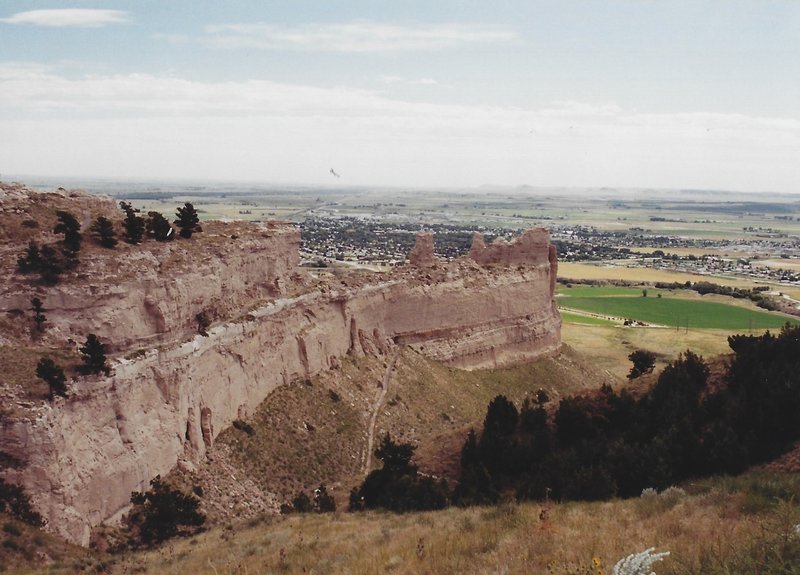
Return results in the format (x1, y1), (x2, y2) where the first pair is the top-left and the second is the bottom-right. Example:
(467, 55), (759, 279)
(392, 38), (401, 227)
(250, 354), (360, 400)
(362, 348), (401, 476)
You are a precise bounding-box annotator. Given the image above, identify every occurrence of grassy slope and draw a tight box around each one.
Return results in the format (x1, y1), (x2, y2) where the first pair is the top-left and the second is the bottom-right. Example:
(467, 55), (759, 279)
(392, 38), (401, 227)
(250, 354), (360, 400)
(207, 346), (615, 513)
(0, 513), (92, 574)
(13, 318), (800, 574)
(51, 471), (799, 575)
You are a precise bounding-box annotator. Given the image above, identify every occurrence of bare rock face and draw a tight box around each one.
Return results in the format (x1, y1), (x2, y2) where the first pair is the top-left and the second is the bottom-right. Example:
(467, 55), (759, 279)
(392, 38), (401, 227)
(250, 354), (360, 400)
(469, 228), (552, 267)
(408, 232), (438, 267)
(0, 186), (561, 545)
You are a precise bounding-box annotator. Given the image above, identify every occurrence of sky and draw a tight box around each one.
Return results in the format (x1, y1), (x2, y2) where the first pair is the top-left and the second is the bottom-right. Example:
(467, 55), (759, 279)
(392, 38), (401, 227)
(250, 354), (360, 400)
(0, 1), (798, 192)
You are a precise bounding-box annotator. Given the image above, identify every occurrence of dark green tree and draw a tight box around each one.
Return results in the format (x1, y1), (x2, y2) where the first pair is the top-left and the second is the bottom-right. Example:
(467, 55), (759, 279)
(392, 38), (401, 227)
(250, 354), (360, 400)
(374, 432), (416, 476)
(478, 395), (519, 475)
(627, 349), (656, 379)
(120, 202), (145, 244)
(174, 202), (202, 239)
(79, 334), (110, 375)
(36, 357), (67, 398)
(353, 433), (449, 512)
(17, 241), (42, 273)
(292, 491), (312, 513)
(147, 211), (174, 241)
(128, 475), (205, 545)
(54, 210), (82, 266)
(452, 429), (497, 506)
(482, 395), (518, 438)
(313, 485), (336, 513)
(30, 297), (46, 332)
(725, 325), (800, 460)
(0, 479), (44, 526)
(90, 216), (118, 248)
(38, 245), (64, 285)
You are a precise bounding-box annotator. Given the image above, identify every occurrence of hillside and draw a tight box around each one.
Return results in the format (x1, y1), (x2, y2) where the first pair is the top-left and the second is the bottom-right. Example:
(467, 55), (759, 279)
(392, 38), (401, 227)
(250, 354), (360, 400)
(164, 344), (614, 525)
(17, 471), (800, 575)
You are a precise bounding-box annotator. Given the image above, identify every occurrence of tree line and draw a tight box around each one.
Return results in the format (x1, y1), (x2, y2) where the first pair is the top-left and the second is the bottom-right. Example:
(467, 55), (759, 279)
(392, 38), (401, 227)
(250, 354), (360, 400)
(454, 323), (800, 504)
(344, 324), (800, 513)
(17, 202), (202, 285)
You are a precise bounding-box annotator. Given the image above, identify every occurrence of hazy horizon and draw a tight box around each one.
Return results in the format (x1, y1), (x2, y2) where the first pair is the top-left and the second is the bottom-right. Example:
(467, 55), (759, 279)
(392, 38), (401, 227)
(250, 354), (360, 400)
(8, 173), (800, 202)
(1, 1), (799, 193)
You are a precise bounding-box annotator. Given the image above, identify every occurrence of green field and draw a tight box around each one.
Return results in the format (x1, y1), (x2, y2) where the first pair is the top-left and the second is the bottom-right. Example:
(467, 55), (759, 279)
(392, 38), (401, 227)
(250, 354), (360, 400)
(559, 294), (797, 330)
(559, 310), (617, 326)
(557, 285), (669, 297)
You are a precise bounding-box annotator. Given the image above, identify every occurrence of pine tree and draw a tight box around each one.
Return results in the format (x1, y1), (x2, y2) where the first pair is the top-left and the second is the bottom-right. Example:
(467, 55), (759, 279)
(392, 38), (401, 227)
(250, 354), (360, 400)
(90, 216), (118, 248)
(36, 357), (67, 398)
(17, 241), (42, 273)
(174, 202), (202, 239)
(30, 297), (46, 332)
(38, 245), (64, 285)
(147, 211), (174, 241)
(79, 334), (110, 375)
(54, 210), (82, 266)
(120, 202), (145, 244)
(128, 475), (205, 545)
(628, 350), (656, 379)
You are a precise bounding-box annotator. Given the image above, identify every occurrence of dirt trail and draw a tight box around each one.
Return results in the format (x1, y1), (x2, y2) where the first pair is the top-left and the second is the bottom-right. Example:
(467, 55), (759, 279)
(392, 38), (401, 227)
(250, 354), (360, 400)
(362, 348), (400, 476)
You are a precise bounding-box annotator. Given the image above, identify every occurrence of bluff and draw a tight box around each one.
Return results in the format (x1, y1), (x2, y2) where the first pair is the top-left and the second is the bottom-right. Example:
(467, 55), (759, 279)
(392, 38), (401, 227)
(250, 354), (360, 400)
(0, 185), (560, 545)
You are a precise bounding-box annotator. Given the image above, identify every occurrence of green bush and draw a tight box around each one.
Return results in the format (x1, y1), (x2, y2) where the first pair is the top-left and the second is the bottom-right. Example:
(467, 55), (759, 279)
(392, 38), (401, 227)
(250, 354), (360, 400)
(0, 479), (44, 526)
(351, 433), (450, 512)
(127, 476), (205, 546)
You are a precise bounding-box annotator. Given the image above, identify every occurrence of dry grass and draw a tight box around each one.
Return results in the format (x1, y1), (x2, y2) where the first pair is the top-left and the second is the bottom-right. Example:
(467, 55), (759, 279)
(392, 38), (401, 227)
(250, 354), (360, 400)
(206, 347), (616, 515)
(0, 513), (91, 574)
(558, 262), (800, 302)
(559, 262), (760, 289)
(560, 323), (736, 380)
(0, 344), (82, 403)
(45, 474), (795, 575)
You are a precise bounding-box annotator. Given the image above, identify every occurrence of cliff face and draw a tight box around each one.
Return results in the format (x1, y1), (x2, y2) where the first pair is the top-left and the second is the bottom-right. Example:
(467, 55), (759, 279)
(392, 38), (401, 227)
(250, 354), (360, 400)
(0, 187), (560, 545)
(0, 223), (300, 352)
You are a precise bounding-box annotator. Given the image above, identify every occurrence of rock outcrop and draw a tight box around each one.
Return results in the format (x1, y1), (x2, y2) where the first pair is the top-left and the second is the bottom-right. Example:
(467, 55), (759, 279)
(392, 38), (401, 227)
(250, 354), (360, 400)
(408, 232), (438, 267)
(0, 186), (561, 545)
(469, 228), (552, 267)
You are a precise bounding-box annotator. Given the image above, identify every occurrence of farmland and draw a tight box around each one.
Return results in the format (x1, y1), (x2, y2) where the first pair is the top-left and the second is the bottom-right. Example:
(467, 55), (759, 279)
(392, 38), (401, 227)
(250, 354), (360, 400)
(558, 286), (797, 330)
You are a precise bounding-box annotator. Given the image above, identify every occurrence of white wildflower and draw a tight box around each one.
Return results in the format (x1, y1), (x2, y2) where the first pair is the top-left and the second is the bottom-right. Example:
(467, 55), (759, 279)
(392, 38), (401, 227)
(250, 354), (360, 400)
(612, 547), (670, 575)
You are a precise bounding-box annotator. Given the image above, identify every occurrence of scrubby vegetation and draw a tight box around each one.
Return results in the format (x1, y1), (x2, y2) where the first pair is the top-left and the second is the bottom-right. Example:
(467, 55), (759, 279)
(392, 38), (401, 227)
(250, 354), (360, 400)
(36, 357), (67, 398)
(30, 297), (46, 333)
(146, 211), (174, 241)
(456, 324), (800, 503)
(0, 480), (43, 527)
(627, 349), (656, 379)
(174, 202), (202, 239)
(90, 216), (118, 249)
(126, 476), (205, 546)
(78, 334), (110, 375)
(120, 201), (145, 244)
(350, 433), (449, 512)
(284, 485), (337, 514)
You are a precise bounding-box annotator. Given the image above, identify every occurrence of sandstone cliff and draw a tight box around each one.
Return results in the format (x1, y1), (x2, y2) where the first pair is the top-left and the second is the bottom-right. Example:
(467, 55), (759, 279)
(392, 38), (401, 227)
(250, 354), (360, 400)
(0, 185), (560, 545)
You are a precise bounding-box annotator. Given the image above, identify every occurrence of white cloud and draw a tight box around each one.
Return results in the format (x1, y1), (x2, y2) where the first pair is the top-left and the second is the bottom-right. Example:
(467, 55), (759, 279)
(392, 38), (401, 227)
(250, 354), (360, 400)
(0, 9), (129, 27)
(378, 75), (438, 86)
(0, 65), (798, 192)
(152, 32), (191, 45)
(200, 21), (517, 52)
